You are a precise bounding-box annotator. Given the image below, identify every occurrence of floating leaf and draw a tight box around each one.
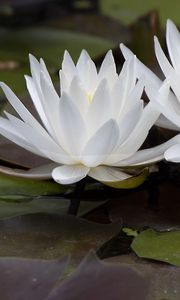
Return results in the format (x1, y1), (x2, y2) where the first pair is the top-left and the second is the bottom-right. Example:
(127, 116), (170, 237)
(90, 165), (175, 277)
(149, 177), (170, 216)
(102, 168), (148, 189)
(0, 173), (67, 197)
(131, 228), (180, 266)
(0, 197), (107, 220)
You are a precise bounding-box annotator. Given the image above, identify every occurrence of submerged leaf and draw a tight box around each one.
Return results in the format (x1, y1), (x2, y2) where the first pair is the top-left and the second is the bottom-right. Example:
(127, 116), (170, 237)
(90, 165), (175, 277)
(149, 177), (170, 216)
(0, 256), (68, 300)
(0, 214), (121, 263)
(132, 228), (180, 266)
(47, 251), (149, 300)
(0, 252), (148, 300)
(0, 197), (107, 220)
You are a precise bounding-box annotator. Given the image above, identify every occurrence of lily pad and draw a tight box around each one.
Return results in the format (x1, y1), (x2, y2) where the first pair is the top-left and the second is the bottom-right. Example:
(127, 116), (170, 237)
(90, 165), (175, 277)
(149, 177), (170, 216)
(0, 172), (67, 196)
(131, 228), (180, 267)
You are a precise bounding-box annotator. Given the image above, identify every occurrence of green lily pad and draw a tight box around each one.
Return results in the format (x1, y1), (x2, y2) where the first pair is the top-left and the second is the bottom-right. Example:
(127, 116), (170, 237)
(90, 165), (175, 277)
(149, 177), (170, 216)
(0, 173), (67, 196)
(0, 197), (107, 220)
(102, 168), (148, 189)
(131, 228), (180, 267)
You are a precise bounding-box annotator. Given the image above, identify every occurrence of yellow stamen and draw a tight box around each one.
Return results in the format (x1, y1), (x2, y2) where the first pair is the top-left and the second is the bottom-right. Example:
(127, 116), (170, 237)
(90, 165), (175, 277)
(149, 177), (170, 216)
(87, 92), (93, 103)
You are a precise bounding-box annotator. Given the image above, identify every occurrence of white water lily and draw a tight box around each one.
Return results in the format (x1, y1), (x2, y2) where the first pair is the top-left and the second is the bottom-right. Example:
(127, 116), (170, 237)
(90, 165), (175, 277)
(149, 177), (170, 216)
(0, 50), (163, 185)
(120, 20), (180, 164)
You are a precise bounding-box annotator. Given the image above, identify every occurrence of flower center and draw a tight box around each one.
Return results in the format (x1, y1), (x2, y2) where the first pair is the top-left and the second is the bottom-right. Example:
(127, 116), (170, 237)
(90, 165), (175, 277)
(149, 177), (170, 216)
(87, 92), (93, 103)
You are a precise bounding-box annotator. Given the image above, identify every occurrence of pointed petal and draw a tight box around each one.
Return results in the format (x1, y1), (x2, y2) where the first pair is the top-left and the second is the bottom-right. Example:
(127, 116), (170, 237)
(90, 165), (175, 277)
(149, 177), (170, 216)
(76, 49), (97, 91)
(120, 43), (162, 89)
(29, 53), (41, 85)
(98, 50), (117, 87)
(115, 134), (180, 167)
(25, 75), (52, 133)
(52, 165), (89, 184)
(112, 57), (136, 119)
(0, 82), (43, 131)
(86, 79), (112, 135)
(166, 19), (180, 73)
(154, 36), (180, 101)
(59, 92), (87, 156)
(81, 119), (119, 167)
(39, 72), (61, 141)
(62, 50), (76, 82)
(40, 58), (53, 86)
(165, 144), (180, 162)
(146, 80), (180, 127)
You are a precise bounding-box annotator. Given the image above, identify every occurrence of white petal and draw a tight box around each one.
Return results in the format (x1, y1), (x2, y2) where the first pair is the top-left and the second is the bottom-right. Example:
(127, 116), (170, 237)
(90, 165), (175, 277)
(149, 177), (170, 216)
(59, 92), (87, 156)
(76, 49), (97, 91)
(146, 81), (180, 127)
(88, 166), (132, 182)
(0, 117), (43, 157)
(40, 58), (54, 86)
(166, 19), (180, 73)
(86, 79), (112, 135)
(116, 134), (180, 167)
(0, 82), (43, 131)
(1, 113), (72, 164)
(154, 36), (173, 78)
(109, 103), (160, 163)
(59, 70), (69, 94)
(98, 50), (117, 87)
(62, 50), (76, 82)
(117, 100), (143, 145)
(156, 114), (180, 131)
(69, 76), (88, 115)
(52, 164), (89, 184)
(165, 144), (180, 162)
(112, 57), (136, 119)
(81, 119), (119, 167)
(29, 54), (41, 85)
(25, 75), (52, 133)
(120, 43), (162, 89)
(154, 36), (180, 101)
(0, 163), (58, 179)
(39, 72), (62, 142)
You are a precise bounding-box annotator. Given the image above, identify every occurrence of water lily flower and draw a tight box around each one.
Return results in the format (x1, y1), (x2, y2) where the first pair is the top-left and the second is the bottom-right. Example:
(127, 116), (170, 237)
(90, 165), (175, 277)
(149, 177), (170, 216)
(120, 20), (180, 164)
(0, 50), (164, 185)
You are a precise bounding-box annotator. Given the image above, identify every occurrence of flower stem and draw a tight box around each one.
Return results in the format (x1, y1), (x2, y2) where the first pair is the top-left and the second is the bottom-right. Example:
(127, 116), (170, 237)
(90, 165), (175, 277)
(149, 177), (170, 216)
(68, 178), (86, 215)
